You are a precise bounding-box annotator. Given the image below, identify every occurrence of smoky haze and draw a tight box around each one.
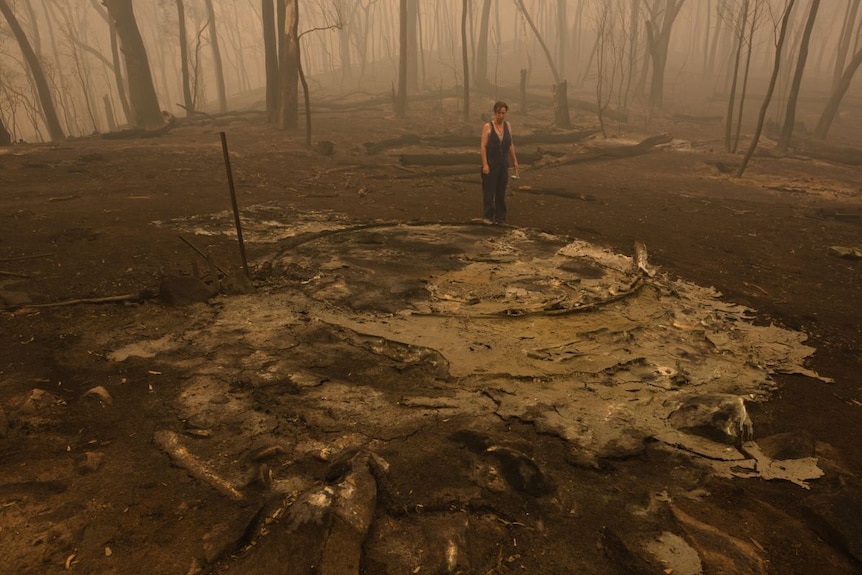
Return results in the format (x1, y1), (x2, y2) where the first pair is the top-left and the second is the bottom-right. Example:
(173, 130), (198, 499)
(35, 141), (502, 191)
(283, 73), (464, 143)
(0, 0), (859, 145)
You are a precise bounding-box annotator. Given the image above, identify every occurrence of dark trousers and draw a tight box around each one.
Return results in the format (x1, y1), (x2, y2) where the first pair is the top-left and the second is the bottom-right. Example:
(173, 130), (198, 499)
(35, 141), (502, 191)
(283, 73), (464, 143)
(482, 163), (508, 223)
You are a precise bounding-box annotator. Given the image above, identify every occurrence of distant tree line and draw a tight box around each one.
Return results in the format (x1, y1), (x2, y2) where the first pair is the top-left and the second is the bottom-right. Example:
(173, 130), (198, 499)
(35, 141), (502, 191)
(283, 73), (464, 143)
(0, 0), (860, 167)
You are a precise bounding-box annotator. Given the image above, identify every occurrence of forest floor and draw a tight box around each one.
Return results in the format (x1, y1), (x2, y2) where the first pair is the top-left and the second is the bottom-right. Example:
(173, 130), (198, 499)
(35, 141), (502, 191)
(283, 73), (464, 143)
(0, 95), (861, 574)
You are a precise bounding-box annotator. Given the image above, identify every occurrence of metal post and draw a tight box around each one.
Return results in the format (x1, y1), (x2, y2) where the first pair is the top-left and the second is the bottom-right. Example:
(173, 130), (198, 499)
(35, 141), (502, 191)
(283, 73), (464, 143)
(219, 131), (249, 277)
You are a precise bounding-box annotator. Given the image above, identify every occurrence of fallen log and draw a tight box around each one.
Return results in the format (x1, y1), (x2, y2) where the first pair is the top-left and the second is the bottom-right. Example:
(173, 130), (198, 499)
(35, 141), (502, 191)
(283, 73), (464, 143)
(365, 129), (596, 154)
(534, 134), (673, 168)
(796, 138), (862, 166)
(1, 292), (152, 309)
(101, 114), (176, 140)
(572, 99), (628, 122)
(153, 430), (245, 501)
(673, 113), (723, 124)
(399, 150), (542, 166)
(0, 253), (53, 262)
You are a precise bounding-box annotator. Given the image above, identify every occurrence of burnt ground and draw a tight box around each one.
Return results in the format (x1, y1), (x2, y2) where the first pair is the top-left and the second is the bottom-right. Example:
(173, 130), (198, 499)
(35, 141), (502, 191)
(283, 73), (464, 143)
(0, 98), (861, 574)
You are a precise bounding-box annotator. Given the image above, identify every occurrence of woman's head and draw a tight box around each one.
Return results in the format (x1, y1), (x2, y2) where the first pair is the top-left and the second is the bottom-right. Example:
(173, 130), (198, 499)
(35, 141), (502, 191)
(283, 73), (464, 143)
(493, 101), (508, 114)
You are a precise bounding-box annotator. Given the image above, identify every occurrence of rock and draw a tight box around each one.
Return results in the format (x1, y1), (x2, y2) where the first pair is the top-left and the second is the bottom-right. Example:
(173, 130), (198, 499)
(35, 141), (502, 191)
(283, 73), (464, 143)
(19, 388), (57, 415)
(0, 403), (8, 438)
(159, 276), (218, 306)
(671, 503), (767, 575)
(598, 527), (662, 574)
(80, 520), (119, 551)
(421, 515), (471, 574)
(82, 386), (113, 407)
(666, 393), (753, 445)
(451, 430), (554, 496)
(485, 445), (554, 496)
(803, 484), (862, 564)
(0, 290), (32, 306)
(220, 271), (255, 295)
(201, 506), (265, 564)
(755, 431), (814, 460)
(644, 531), (703, 575)
(77, 451), (105, 474)
(221, 451), (377, 574)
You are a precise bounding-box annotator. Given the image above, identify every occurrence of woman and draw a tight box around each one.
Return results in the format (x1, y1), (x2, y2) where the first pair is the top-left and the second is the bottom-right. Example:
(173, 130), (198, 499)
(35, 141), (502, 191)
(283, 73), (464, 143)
(480, 101), (519, 224)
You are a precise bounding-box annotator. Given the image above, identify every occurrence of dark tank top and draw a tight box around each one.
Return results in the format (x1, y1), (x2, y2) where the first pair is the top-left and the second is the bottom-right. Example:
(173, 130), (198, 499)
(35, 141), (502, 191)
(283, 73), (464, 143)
(487, 122), (511, 170)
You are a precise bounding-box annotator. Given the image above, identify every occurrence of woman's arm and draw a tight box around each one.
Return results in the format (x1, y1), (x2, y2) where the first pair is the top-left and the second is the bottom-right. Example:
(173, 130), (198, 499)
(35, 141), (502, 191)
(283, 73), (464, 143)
(480, 123), (491, 174)
(508, 122), (519, 171)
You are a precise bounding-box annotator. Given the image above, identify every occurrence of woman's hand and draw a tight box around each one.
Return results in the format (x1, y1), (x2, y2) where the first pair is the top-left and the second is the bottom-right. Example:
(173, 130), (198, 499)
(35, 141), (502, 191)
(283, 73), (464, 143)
(482, 165), (490, 175)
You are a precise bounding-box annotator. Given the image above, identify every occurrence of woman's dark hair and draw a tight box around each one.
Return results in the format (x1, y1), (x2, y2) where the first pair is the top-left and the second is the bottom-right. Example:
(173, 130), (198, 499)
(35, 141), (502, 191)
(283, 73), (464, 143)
(493, 101), (508, 113)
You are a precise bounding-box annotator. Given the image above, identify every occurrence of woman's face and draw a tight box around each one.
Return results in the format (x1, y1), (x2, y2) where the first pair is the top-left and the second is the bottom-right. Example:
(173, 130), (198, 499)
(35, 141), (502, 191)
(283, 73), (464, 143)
(494, 107), (507, 123)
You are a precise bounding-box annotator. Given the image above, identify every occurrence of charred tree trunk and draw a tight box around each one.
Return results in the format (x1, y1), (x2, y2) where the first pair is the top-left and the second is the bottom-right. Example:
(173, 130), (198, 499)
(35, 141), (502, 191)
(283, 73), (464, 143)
(278, 0), (299, 129)
(554, 81), (572, 129)
(176, 0), (195, 116)
(724, 0), (749, 153)
(645, 0), (685, 110)
(104, 0), (163, 129)
(406, 0), (418, 92)
(777, 0), (819, 153)
(105, 7), (131, 124)
(514, 0), (561, 83)
(732, 0), (759, 154)
(557, 0), (567, 79)
(262, 0), (278, 122)
(736, 0), (797, 178)
(831, 0), (860, 94)
(395, 0), (408, 116)
(625, 0), (641, 111)
(814, 3), (862, 140)
(298, 37), (311, 146)
(475, 0), (491, 90)
(0, 116), (11, 146)
(0, 0), (64, 141)
(336, 0), (352, 85)
(461, 0), (470, 122)
(814, 46), (862, 139)
(204, 0), (227, 113)
(514, 0), (571, 128)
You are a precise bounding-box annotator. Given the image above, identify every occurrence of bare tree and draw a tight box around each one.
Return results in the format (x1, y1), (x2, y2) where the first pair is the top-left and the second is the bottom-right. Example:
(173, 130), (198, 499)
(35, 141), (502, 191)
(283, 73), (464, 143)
(814, 1), (862, 139)
(593, 1), (614, 137)
(777, 0), (819, 152)
(334, 0), (352, 86)
(732, 0), (762, 153)
(406, 0), (418, 92)
(557, 0), (568, 78)
(395, 0), (407, 116)
(175, 0), (194, 116)
(461, 0), (469, 121)
(103, 0), (163, 128)
(514, 0), (571, 128)
(0, 114), (11, 145)
(262, 0), (278, 122)
(474, 0), (492, 90)
(644, 0), (685, 109)
(203, 0), (226, 113)
(725, 0), (750, 152)
(830, 0), (860, 93)
(278, 0), (299, 129)
(0, 0), (64, 140)
(737, 0), (797, 178)
(87, 0), (130, 125)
